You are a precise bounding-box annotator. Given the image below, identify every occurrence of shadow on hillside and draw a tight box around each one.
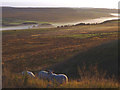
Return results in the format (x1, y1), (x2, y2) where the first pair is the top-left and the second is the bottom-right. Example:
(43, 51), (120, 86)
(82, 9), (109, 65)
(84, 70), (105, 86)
(49, 40), (118, 79)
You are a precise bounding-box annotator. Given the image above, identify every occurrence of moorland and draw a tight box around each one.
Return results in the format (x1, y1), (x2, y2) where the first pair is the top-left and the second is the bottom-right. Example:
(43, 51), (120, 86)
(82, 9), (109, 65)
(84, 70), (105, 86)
(2, 7), (119, 88)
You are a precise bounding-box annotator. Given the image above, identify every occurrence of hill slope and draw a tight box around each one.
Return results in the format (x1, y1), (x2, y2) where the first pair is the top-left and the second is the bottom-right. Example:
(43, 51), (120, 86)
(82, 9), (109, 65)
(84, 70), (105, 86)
(2, 7), (117, 23)
(50, 40), (118, 79)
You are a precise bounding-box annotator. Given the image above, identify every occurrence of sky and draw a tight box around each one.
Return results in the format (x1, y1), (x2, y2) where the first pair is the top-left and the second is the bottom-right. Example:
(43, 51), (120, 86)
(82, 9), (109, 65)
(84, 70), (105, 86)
(0, 0), (119, 9)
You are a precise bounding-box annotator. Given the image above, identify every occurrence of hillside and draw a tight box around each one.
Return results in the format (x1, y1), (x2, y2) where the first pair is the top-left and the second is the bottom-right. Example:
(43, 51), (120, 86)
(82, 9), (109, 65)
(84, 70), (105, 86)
(2, 18), (119, 88)
(2, 19), (118, 73)
(49, 40), (118, 79)
(2, 7), (118, 26)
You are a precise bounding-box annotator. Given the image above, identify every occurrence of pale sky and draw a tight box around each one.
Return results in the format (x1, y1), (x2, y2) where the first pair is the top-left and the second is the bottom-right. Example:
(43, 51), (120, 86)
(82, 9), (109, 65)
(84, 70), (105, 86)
(0, 0), (119, 9)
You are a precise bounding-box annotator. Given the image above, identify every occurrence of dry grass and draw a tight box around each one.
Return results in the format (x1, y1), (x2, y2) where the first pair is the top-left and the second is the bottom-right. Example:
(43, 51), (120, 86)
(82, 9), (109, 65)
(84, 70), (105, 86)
(2, 20), (119, 88)
(60, 79), (118, 88)
(2, 22), (118, 73)
(2, 65), (119, 88)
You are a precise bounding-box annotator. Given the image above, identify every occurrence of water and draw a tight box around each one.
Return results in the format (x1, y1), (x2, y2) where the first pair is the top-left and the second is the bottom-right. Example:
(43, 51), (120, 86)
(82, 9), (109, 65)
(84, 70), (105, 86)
(0, 25), (54, 31)
(54, 13), (118, 26)
(110, 13), (120, 17)
(1, 13), (119, 31)
(75, 17), (118, 24)
(1, 25), (31, 31)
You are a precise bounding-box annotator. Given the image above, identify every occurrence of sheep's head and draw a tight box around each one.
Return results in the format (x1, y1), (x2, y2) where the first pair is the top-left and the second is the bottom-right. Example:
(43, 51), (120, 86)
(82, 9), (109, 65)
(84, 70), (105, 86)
(48, 70), (53, 75)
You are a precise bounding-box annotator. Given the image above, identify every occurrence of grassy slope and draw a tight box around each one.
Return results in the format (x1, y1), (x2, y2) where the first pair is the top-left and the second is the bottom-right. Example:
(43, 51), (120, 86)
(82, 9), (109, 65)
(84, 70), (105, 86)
(2, 19), (119, 88)
(2, 20), (118, 72)
(49, 40), (118, 79)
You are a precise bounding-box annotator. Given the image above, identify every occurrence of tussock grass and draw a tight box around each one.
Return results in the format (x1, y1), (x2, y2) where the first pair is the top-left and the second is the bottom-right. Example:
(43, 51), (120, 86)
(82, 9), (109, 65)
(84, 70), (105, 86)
(2, 65), (119, 88)
(59, 65), (118, 88)
(59, 79), (118, 88)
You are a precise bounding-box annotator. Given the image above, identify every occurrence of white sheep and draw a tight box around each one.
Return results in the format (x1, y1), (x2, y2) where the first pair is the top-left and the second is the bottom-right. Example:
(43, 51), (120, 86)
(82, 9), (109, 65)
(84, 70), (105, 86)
(38, 70), (68, 84)
(38, 71), (50, 80)
(49, 73), (68, 84)
(22, 71), (35, 78)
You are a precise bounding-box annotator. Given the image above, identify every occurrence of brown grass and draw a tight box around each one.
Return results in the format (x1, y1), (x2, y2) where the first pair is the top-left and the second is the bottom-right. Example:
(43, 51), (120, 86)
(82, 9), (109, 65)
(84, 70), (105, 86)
(2, 20), (118, 88)
(2, 64), (119, 88)
(2, 23), (118, 73)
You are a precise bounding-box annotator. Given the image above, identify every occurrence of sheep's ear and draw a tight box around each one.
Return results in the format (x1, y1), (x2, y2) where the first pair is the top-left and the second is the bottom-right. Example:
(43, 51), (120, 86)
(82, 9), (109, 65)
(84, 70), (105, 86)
(32, 71), (35, 74)
(52, 70), (54, 73)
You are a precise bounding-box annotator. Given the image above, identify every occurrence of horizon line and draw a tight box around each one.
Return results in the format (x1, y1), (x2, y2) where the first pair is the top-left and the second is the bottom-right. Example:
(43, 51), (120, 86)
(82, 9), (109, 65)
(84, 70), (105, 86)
(0, 6), (118, 9)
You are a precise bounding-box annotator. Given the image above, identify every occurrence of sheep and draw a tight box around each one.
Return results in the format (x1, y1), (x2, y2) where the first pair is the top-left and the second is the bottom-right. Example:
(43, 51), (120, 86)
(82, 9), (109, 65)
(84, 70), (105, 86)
(49, 73), (68, 84)
(38, 70), (68, 84)
(38, 71), (50, 80)
(22, 71), (35, 78)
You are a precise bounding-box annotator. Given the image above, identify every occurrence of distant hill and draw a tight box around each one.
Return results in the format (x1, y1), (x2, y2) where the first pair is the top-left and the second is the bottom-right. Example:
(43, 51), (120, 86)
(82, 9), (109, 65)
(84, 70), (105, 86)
(2, 7), (118, 23)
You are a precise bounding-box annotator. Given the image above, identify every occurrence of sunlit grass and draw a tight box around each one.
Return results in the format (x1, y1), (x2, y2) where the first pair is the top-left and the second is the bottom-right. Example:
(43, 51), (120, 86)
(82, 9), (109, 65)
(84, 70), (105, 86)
(56, 32), (117, 39)
(2, 65), (119, 88)
(3, 18), (53, 26)
(2, 19), (118, 88)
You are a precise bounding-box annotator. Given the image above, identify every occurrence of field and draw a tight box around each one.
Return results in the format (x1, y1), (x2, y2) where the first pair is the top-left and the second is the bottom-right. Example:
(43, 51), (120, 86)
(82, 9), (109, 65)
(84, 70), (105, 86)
(2, 19), (119, 88)
(2, 7), (119, 88)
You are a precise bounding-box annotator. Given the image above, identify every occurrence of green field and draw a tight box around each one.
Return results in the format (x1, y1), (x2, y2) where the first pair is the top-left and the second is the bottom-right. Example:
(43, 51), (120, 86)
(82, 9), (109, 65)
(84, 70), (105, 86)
(2, 17), (52, 26)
